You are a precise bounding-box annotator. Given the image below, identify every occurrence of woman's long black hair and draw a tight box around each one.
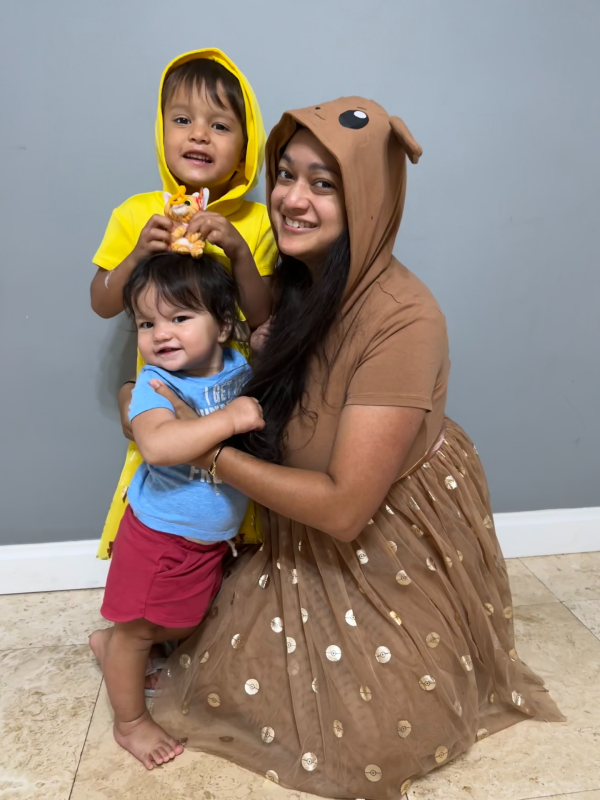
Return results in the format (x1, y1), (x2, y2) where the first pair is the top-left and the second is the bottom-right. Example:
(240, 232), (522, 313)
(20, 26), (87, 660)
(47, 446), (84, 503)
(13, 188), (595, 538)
(234, 230), (350, 464)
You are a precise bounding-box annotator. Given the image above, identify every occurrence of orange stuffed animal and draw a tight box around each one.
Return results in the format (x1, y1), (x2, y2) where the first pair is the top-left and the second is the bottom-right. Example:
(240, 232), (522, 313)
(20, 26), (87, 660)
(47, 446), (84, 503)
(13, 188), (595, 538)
(163, 185), (210, 258)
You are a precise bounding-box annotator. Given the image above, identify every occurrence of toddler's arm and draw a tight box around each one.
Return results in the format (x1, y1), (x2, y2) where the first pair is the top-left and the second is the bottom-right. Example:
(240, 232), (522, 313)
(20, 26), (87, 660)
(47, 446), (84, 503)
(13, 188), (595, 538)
(132, 396), (264, 467)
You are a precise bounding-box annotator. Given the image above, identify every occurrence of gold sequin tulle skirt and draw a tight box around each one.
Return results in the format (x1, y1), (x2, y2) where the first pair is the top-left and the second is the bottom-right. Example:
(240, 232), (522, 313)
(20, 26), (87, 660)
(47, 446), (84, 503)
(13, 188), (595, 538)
(153, 418), (563, 799)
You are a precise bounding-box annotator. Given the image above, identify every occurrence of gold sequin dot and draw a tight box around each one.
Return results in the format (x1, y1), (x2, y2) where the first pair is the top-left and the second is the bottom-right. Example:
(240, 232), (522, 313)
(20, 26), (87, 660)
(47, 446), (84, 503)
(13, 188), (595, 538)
(445, 475), (458, 490)
(397, 720), (412, 739)
(428, 491), (437, 502)
(182, 700), (190, 715)
(459, 465), (467, 476)
(302, 753), (318, 772)
(231, 634), (243, 649)
(503, 605), (513, 620)
(166, 668), (172, 678)
(365, 764), (382, 782)
(345, 609), (357, 627)
(426, 632), (441, 648)
(288, 660), (300, 676)
(438, 449), (447, 459)
(489, 692), (495, 704)
(461, 655), (473, 672)
(401, 779), (412, 796)
(179, 654), (191, 669)
(200, 650), (209, 664)
(462, 448), (469, 458)
(473, 444), (479, 454)
(435, 746), (449, 764)
(265, 770), (279, 783)
(396, 569), (412, 585)
(457, 549), (464, 562)
(258, 574), (270, 589)
(409, 497), (421, 511)
(388, 540), (398, 554)
(512, 690), (524, 707)
(287, 568), (298, 585)
(476, 728), (489, 741)
(270, 617), (283, 633)
(259, 543), (264, 551)
(326, 644), (342, 661)
(422, 461), (431, 470)
(445, 556), (453, 568)
(261, 726), (275, 743)
(245, 679), (260, 695)
(298, 540), (302, 551)
(375, 646), (391, 664)
(509, 648), (518, 661)
(360, 685), (372, 701)
(419, 675), (436, 691)
(207, 693), (221, 707)
(454, 700), (463, 716)
(390, 610), (402, 625)
(412, 524), (424, 537)
(301, 607), (308, 624)
(426, 557), (437, 571)
(333, 719), (344, 738)
(386, 504), (395, 515)
(312, 678), (318, 693)
(483, 515), (494, 529)
(356, 549), (369, 565)
(484, 603), (494, 616)
(276, 559), (281, 570)
(286, 637), (297, 654)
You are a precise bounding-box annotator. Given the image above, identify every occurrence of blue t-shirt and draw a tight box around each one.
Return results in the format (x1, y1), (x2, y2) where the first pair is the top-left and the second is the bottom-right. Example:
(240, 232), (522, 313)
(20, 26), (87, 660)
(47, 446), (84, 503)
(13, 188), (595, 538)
(127, 348), (251, 542)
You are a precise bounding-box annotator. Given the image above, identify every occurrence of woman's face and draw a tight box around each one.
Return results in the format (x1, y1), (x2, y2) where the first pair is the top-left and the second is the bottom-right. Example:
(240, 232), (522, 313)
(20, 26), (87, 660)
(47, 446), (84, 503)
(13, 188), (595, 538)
(271, 128), (346, 268)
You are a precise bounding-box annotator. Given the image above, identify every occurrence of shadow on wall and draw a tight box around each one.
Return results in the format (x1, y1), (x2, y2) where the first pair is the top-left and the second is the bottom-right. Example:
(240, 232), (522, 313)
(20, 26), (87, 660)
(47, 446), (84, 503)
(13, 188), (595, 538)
(95, 318), (138, 422)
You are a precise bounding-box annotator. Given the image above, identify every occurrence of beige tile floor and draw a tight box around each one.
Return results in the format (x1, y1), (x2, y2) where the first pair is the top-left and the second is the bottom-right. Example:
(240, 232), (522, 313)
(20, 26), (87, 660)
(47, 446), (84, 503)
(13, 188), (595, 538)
(1, 553), (599, 800)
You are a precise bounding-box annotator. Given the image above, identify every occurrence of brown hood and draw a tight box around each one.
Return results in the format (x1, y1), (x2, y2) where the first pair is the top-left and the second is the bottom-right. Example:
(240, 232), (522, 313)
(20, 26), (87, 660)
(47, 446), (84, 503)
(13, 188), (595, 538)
(265, 97), (422, 312)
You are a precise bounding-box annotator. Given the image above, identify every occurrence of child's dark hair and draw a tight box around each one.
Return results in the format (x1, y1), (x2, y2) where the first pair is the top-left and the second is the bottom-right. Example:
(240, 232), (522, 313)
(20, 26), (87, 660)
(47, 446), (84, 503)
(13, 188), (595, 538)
(162, 60), (247, 143)
(123, 253), (239, 336)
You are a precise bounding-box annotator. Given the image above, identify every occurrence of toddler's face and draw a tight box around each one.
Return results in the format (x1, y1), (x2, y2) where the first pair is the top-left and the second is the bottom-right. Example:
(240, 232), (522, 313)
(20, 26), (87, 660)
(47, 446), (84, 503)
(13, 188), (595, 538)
(163, 83), (245, 201)
(134, 286), (230, 377)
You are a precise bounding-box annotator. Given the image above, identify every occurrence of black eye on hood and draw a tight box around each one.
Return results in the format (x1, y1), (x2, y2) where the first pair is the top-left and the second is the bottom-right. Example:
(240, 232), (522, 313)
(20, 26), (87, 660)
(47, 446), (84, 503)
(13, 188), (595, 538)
(339, 110), (369, 129)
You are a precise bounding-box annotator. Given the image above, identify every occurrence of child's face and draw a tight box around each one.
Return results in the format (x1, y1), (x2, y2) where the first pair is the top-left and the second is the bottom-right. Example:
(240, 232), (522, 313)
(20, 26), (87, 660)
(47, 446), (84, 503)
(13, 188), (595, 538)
(163, 83), (245, 201)
(134, 286), (230, 376)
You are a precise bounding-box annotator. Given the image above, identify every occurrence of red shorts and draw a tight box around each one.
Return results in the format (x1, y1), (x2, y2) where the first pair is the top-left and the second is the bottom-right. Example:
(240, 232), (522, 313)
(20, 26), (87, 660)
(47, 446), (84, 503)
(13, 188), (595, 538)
(101, 506), (228, 629)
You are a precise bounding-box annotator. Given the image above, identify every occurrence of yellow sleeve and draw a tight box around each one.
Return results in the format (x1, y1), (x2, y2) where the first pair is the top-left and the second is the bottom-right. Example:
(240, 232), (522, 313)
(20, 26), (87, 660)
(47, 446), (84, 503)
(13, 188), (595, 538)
(92, 204), (138, 271)
(252, 207), (277, 277)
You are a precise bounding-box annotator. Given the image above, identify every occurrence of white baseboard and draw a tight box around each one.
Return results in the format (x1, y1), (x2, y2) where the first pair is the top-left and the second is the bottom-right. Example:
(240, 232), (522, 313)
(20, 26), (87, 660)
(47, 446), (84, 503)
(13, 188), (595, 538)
(0, 507), (599, 596)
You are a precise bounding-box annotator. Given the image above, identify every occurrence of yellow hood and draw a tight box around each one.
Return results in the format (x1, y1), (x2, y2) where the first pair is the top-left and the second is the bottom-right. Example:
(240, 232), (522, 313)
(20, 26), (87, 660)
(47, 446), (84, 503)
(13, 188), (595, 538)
(155, 48), (266, 217)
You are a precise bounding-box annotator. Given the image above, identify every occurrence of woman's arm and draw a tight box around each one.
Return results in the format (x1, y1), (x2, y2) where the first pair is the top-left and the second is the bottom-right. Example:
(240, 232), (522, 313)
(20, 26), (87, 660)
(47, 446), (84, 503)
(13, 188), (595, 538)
(150, 382), (424, 542)
(211, 405), (425, 541)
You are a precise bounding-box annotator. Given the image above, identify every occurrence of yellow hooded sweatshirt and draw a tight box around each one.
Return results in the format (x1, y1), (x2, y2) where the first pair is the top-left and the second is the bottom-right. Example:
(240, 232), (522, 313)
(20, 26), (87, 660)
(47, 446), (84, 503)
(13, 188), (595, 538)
(95, 49), (274, 558)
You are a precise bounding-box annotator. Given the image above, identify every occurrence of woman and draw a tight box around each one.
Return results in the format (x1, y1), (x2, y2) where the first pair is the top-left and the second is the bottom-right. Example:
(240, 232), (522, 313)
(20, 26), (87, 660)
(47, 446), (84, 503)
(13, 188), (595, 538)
(152, 97), (562, 798)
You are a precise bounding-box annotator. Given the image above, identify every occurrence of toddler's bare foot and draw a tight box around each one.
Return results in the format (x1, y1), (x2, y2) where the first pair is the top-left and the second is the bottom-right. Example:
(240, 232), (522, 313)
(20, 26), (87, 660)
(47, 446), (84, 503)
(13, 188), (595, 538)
(89, 628), (112, 670)
(114, 711), (184, 769)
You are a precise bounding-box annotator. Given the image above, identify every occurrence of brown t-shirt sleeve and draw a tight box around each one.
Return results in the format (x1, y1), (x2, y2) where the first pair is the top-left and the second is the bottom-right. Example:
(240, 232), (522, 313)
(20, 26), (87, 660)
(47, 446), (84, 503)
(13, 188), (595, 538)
(345, 296), (448, 410)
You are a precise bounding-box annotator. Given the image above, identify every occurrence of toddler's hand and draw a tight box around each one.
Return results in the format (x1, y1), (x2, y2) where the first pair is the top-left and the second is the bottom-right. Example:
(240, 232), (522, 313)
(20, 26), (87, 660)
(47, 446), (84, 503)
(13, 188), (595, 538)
(186, 212), (249, 261)
(226, 396), (265, 435)
(250, 317), (272, 353)
(132, 215), (173, 261)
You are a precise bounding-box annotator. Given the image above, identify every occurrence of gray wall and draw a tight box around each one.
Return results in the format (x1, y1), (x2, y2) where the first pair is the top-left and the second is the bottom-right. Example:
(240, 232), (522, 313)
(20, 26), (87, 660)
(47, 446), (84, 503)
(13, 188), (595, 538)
(1, 0), (598, 545)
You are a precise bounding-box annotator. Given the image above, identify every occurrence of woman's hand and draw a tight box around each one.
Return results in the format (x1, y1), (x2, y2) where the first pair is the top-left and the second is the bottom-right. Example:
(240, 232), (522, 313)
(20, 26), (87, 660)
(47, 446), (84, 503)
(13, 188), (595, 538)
(118, 382), (135, 441)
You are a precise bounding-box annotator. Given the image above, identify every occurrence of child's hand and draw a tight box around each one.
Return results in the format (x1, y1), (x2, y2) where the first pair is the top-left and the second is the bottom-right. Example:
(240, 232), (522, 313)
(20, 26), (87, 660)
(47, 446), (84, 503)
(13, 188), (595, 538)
(186, 212), (250, 261)
(132, 215), (173, 261)
(250, 317), (272, 353)
(226, 397), (265, 435)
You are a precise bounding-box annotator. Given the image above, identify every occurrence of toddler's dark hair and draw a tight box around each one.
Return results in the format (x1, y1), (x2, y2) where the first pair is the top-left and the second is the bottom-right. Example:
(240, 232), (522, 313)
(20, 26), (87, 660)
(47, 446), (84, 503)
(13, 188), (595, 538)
(123, 253), (239, 336)
(162, 59), (247, 144)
